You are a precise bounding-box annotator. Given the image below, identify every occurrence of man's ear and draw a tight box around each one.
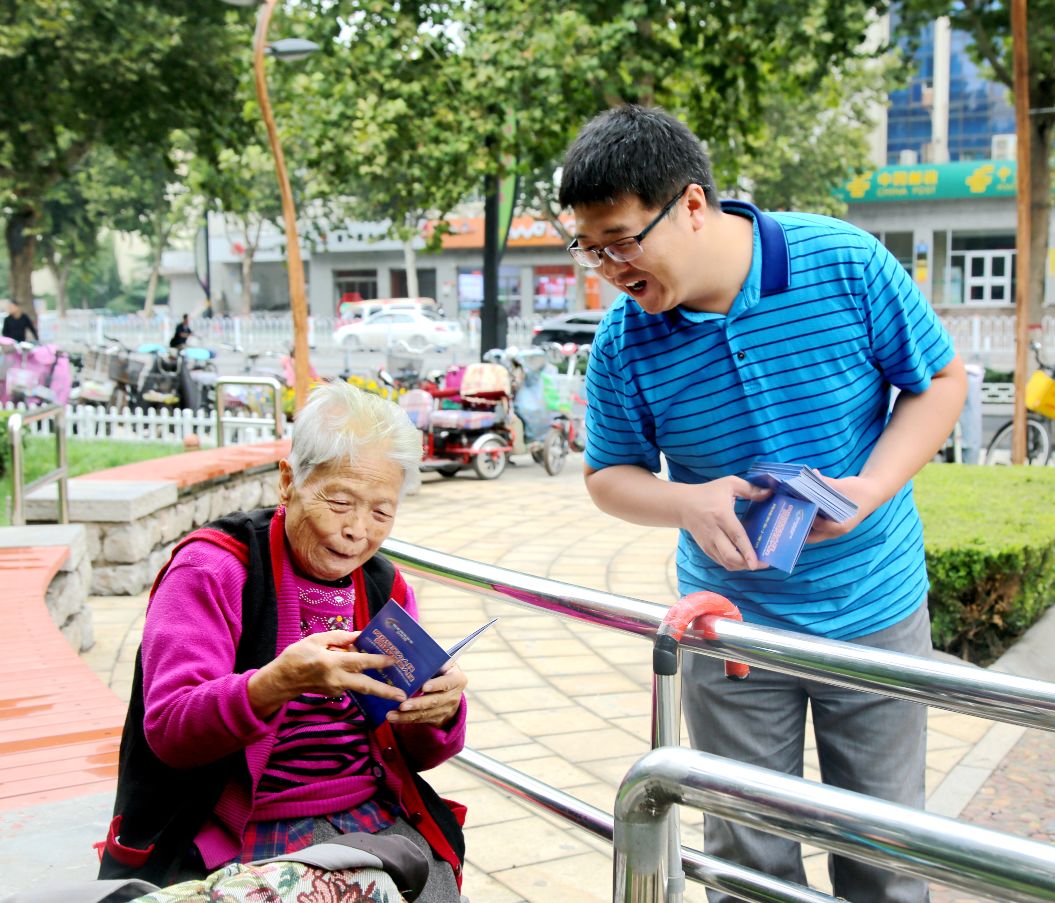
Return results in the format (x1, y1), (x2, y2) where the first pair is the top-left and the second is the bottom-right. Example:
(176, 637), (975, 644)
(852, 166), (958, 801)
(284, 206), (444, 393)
(684, 184), (710, 231)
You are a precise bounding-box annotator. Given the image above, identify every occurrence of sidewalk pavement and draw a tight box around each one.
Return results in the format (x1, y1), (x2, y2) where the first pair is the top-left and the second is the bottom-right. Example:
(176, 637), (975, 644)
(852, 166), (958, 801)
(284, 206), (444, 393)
(3, 456), (1054, 901)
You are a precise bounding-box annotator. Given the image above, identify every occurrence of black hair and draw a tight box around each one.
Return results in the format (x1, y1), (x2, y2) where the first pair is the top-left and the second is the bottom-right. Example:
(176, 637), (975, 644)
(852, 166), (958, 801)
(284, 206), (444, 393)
(559, 105), (718, 211)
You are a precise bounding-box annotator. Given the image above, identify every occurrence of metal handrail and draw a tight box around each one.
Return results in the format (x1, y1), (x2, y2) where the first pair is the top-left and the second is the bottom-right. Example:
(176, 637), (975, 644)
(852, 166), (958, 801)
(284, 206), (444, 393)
(380, 537), (1055, 900)
(614, 747), (1055, 903)
(457, 748), (836, 903)
(213, 376), (284, 447)
(383, 538), (1055, 729)
(7, 405), (69, 526)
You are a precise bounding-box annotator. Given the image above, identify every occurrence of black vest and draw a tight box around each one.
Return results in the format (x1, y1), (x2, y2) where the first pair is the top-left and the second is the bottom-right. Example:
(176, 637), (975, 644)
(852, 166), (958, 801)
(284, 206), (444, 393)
(98, 508), (462, 885)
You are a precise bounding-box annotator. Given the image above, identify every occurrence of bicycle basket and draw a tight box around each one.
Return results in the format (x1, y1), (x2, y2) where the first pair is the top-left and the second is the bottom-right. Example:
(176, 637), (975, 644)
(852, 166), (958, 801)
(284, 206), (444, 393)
(1025, 369), (1055, 419)
(541, 372), (581, 414)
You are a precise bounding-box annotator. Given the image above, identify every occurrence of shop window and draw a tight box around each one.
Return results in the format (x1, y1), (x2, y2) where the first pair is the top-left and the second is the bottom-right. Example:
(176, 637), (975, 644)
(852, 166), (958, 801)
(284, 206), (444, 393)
(334, 269), (378, 306)
(534, 265), (575, 313)
(391, 268), (437, 300)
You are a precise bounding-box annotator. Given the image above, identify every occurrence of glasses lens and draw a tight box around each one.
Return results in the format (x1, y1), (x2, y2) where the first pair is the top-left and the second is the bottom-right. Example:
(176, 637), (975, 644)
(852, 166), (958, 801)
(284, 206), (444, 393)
(606, 239), (643, 263)
(569, 246), (602, 268)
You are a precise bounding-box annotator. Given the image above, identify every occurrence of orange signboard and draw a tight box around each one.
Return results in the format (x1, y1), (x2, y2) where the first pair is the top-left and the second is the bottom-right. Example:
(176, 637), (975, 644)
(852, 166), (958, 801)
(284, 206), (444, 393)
(434, 214), (574, 250)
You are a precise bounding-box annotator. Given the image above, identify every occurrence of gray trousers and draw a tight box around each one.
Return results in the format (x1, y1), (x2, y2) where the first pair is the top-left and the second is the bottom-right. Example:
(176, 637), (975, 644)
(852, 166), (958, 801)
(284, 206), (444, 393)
(682, 602), (932, 903)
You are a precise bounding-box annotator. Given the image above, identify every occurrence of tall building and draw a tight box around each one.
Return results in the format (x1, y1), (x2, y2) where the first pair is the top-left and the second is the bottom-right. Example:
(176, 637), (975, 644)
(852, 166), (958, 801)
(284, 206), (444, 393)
(838, 11), (1052, 333)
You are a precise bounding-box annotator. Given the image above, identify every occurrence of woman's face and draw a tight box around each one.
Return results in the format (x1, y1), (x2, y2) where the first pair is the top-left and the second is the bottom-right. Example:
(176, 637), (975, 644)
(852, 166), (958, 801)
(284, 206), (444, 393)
(278, 451), (403, 582)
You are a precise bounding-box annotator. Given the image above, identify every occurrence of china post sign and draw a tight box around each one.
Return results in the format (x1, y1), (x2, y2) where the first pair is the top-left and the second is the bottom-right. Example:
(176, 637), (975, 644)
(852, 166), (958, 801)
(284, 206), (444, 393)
(836, 161), (1017, 203)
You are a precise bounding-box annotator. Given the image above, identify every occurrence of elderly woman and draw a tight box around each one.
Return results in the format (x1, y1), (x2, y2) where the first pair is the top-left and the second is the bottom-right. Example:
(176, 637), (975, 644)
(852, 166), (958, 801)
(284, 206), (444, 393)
(99, 382), (468, 901)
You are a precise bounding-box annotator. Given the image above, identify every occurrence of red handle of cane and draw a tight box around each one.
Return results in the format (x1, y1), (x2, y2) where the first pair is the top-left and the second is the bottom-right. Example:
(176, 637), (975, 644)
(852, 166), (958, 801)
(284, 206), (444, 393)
(655, 591), (749, 680)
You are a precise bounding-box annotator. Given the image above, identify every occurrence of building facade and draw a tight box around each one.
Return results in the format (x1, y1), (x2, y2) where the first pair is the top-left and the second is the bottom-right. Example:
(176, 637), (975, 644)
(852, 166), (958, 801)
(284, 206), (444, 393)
(839, 12), (1053, 341)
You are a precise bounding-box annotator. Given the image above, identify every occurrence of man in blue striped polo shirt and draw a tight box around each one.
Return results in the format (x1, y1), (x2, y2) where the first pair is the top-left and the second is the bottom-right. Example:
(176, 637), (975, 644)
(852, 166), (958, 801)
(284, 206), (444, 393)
(559, 106), (966, 902)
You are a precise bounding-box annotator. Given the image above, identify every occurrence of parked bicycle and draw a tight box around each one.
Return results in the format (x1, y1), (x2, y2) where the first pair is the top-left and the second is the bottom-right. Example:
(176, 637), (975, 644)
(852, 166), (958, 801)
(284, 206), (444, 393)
(984, 341), (1055, 465)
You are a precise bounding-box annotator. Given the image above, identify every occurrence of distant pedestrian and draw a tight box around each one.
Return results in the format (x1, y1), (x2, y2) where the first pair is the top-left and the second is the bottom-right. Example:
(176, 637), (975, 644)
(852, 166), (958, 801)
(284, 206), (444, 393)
(169, 314), (193, 350)
(2, 299), (38, 343)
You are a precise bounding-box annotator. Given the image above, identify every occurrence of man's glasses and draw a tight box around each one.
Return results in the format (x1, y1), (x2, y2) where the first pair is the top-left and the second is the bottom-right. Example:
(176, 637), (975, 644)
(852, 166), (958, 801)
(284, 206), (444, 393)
(567, 185), (689, 268)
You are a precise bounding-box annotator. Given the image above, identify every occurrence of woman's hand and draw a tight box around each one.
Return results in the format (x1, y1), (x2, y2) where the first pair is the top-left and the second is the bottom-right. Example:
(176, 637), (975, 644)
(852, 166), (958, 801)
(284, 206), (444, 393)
(247, 630), (406, 718)
(387, 662), (468, 728)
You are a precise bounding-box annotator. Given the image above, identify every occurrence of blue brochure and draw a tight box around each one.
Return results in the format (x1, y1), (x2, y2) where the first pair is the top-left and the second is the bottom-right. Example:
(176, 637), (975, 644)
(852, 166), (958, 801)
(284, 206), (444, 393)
(351, 598), (497, 726)
(739, 460), (857, 573)
(741, 491), (818, 573)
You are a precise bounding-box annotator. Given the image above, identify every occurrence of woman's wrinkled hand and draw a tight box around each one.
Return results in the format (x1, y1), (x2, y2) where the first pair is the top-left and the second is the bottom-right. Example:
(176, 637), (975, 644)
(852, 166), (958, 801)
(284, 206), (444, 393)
(248, 630), (405, 718)
(387, 662), (468, 728)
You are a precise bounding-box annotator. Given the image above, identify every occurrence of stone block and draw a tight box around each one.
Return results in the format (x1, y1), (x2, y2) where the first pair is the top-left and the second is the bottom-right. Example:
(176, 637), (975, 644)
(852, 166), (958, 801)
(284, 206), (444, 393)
(103, 521), (159, 564)
(260, 478), (280, 508)
(193, 494), (212, 527)
(84, 524), (102, 561)
(60, 609), (95, 653)
(148, 542), (176, 578)
(0, 524), (87, 567)
(25, 480), (177, 523)
(45, 570), (84, 625)
(239, 478), (263, 513)
(91, 561), (151, 596)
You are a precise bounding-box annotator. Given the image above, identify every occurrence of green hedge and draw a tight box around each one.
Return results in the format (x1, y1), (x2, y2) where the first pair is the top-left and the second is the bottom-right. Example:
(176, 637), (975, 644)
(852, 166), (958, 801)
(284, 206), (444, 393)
(915, 463), (1055, 664)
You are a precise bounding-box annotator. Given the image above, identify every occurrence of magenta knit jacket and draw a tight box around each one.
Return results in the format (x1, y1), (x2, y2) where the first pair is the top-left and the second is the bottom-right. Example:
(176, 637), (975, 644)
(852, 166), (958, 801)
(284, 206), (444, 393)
(141, 535), (467, 868)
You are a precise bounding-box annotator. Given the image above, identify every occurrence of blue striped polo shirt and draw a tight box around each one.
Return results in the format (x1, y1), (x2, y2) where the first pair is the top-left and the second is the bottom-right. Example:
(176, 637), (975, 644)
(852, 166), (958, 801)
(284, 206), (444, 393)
(584, 201), (955, 639)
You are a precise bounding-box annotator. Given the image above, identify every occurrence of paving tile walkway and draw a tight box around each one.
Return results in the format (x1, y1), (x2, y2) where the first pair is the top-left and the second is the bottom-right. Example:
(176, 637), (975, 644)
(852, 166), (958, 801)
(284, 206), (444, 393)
(3, 455), (1053, 900)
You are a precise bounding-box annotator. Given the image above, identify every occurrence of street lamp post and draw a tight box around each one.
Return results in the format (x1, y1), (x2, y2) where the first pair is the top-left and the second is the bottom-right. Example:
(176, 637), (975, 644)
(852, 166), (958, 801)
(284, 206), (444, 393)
(223, 0), (317, 414)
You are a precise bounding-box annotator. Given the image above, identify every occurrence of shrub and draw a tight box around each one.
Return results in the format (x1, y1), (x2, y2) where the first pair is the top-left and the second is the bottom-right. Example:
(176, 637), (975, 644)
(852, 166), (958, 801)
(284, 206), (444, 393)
(915, 463), (1055, 664)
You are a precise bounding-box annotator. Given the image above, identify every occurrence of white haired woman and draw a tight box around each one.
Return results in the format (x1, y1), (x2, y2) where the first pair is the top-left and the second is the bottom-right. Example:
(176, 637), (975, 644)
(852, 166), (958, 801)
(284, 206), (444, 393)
(99, 381), (468, 901)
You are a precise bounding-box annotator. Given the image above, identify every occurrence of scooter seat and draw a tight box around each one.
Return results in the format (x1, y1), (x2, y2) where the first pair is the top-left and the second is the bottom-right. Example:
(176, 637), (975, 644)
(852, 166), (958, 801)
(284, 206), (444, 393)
(430, 409), (497, 430)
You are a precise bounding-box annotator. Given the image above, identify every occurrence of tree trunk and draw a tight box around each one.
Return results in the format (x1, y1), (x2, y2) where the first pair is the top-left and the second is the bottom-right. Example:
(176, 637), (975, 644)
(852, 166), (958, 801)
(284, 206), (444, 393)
(5, 207), (39, 314)
(241, 253), (254, 316)
(402, 237), (419, 297)
(1026, 114), (1052, 330)
(143, 233), (167, 318)
(46, 257), (70, 318)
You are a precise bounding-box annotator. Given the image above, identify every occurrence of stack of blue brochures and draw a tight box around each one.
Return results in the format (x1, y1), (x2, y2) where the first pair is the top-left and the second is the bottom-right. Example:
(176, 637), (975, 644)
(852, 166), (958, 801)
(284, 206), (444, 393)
(739, 461), (858, 573)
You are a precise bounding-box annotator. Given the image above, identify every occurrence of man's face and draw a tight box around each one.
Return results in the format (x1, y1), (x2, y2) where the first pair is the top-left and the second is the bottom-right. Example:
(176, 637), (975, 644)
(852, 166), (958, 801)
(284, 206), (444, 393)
(278, 452), (403, 582)
(572, 192), (696, 316)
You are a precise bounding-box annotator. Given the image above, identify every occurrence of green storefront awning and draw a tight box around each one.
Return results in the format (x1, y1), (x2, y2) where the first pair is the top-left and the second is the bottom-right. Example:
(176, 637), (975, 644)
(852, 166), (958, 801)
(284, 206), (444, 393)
(835, 160), (1017, 203)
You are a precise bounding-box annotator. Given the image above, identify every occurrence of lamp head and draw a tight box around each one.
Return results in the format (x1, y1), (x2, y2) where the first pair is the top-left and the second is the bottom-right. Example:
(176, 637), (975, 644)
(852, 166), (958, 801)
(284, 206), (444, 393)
(265, 38), (320, 61)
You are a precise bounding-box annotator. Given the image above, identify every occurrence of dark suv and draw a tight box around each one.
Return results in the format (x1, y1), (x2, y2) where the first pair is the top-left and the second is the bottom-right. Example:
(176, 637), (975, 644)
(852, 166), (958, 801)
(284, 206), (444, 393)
(530, 309), (605, 346)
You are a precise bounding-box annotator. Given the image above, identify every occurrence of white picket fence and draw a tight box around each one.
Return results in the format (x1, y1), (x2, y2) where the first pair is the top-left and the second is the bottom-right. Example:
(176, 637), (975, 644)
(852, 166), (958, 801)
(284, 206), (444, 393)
(2, 401), (279, 447)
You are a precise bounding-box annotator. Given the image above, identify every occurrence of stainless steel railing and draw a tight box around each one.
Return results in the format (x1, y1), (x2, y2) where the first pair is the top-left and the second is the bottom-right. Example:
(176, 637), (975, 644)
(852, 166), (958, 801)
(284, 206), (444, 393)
(381, 538), (1055, 901)
(614, 747), (1055, 903)
(213, 376), (285, 447)
(7, 405), (69, 526)
(383, 538), (1055, 729)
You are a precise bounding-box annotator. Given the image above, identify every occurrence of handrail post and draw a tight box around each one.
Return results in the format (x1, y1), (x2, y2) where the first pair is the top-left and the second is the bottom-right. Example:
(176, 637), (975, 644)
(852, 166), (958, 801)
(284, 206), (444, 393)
(8, 405), (69, 526)
(214, 376), (284, 447)
(10, 412), (25, 526)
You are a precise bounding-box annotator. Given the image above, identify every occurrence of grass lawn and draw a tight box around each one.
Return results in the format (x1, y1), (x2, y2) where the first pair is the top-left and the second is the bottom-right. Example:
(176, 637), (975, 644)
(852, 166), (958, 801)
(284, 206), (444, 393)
(1, 436), (185, 526)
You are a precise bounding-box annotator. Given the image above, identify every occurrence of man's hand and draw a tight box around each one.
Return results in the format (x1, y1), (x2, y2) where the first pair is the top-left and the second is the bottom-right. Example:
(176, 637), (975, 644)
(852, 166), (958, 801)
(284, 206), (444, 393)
(806, 475), (886, 543)
(387, 662), (467, 728)
(678, 476), (773, 571)
(248, 630), (406, 718)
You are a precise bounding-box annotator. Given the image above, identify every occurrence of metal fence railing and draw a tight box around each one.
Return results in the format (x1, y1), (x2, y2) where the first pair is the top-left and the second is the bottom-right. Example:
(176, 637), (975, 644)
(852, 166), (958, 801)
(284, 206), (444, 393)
(40, 312), (542, 355)
(380, 538), (1055, 902)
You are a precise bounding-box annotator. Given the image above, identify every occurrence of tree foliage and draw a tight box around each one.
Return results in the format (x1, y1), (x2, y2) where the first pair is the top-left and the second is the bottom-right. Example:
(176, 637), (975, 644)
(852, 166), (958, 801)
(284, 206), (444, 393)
(893, 0), (1055, 326)
(0, 0), (247, 308)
